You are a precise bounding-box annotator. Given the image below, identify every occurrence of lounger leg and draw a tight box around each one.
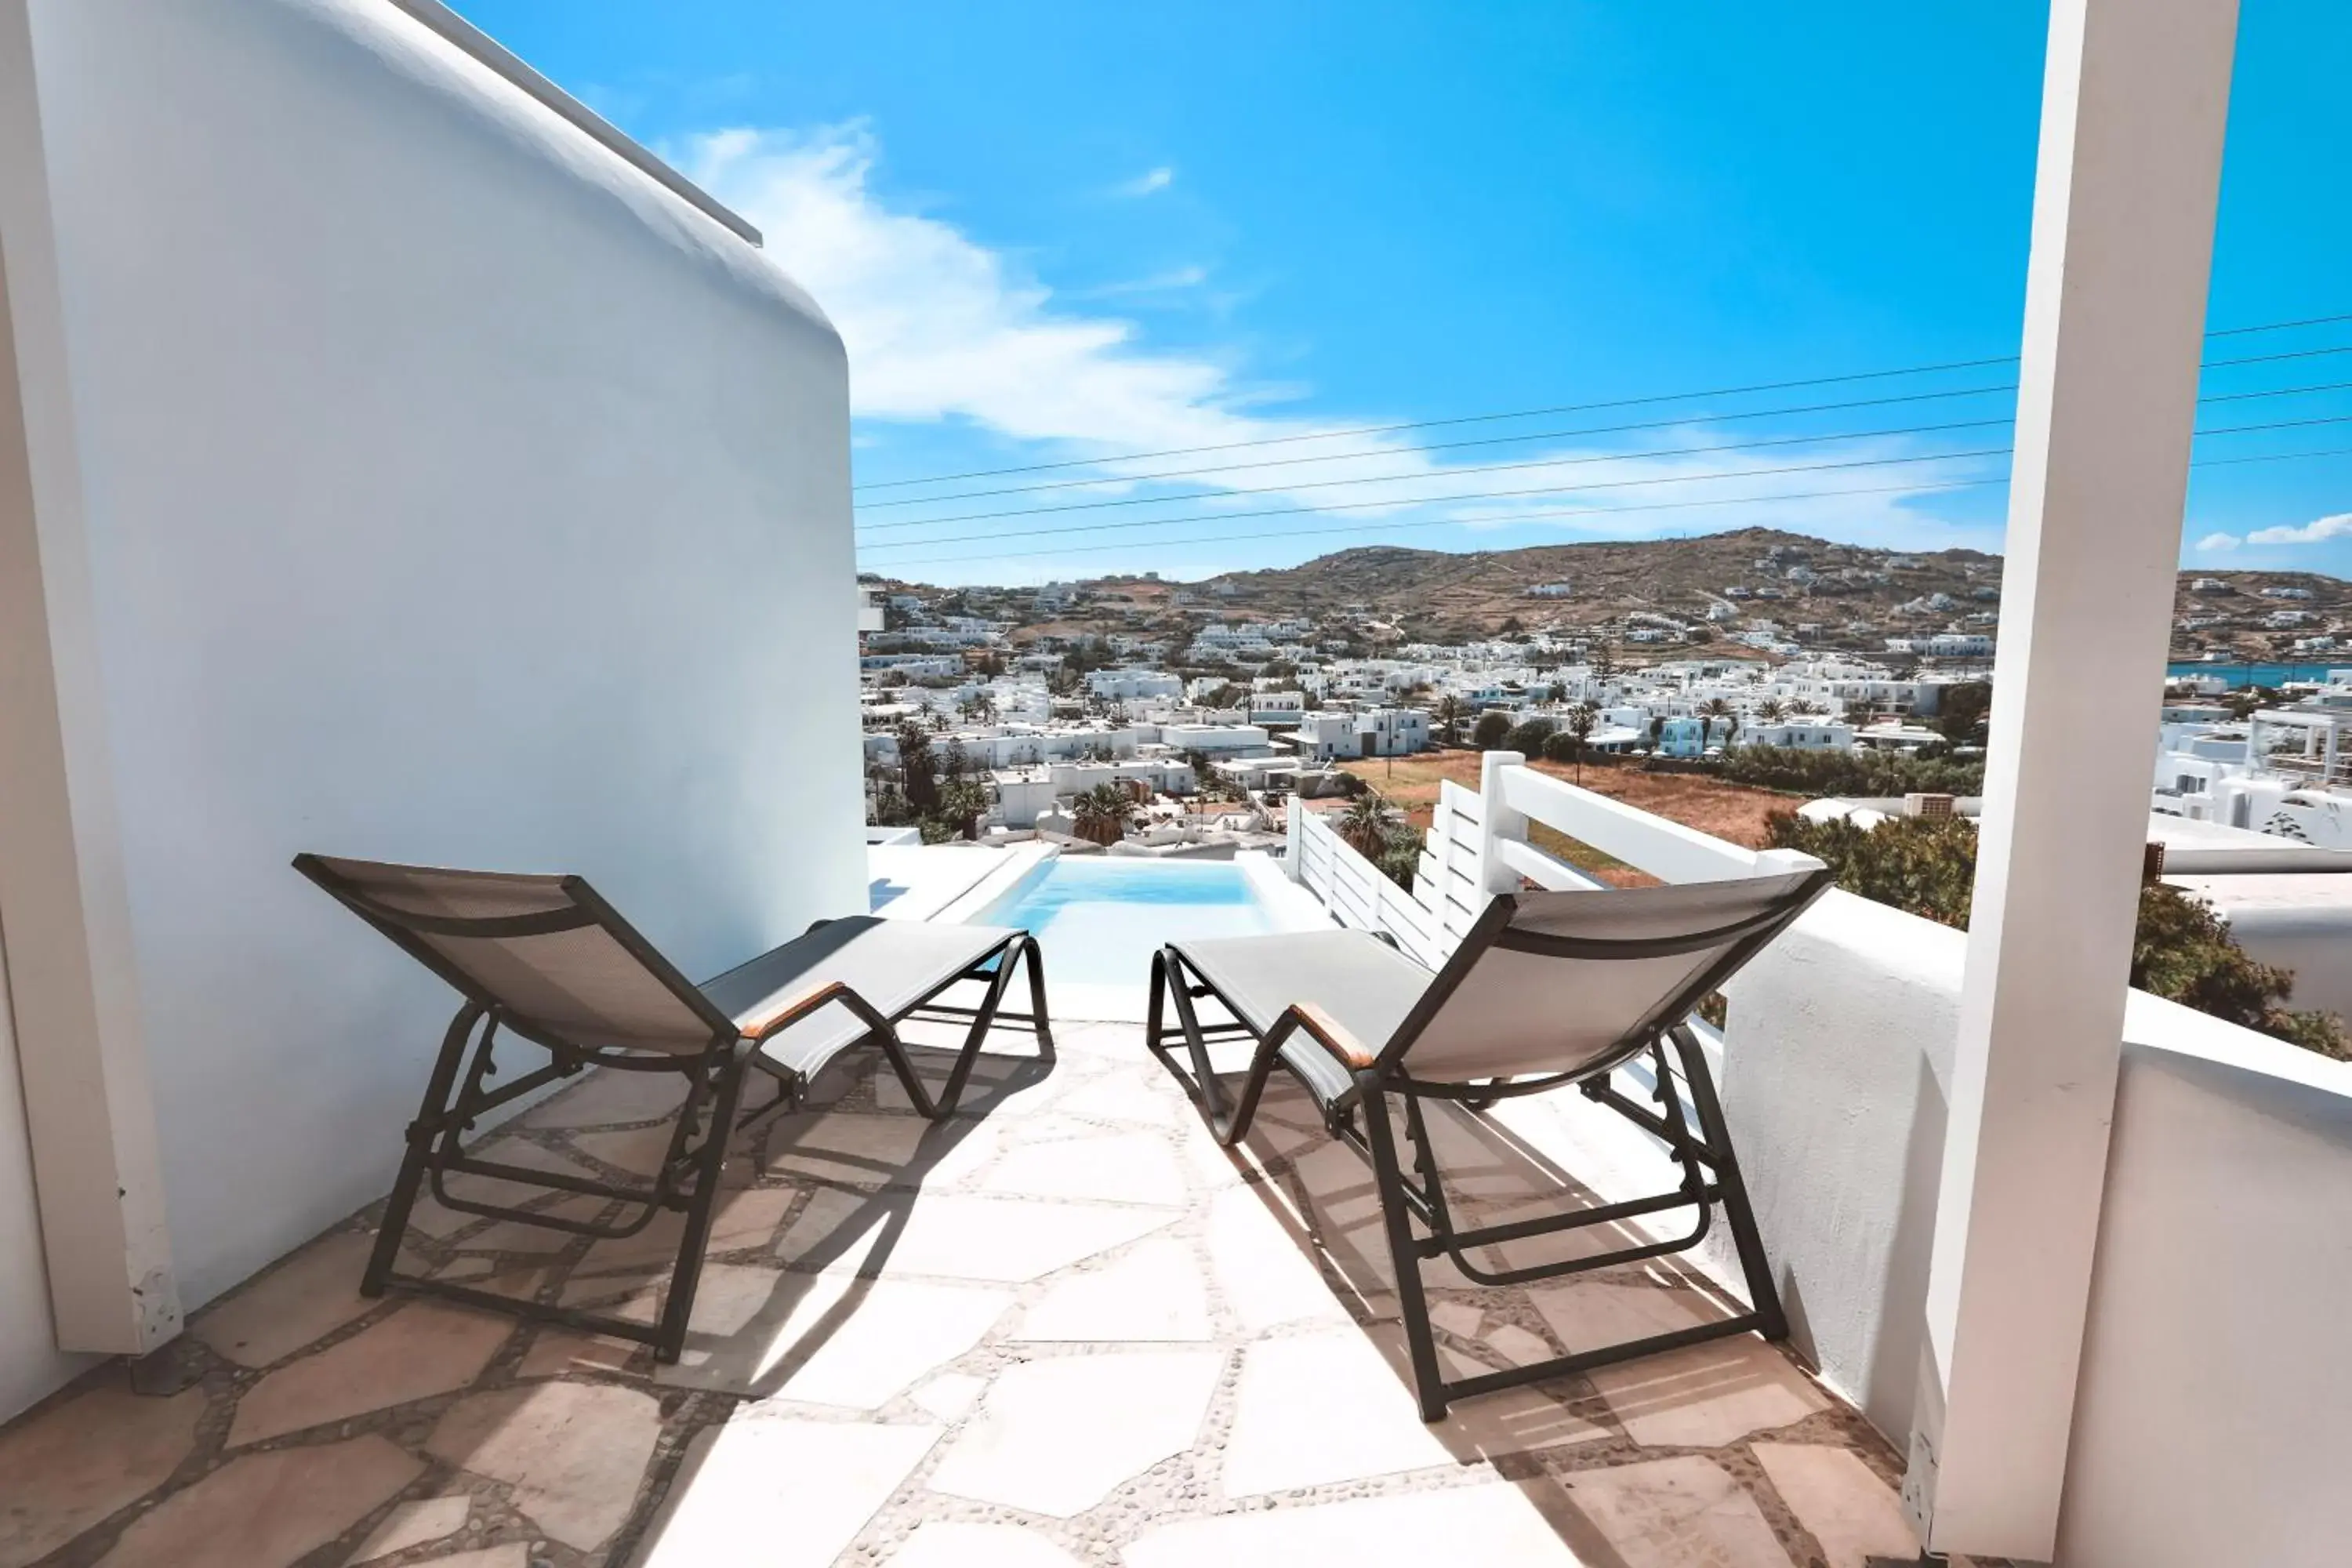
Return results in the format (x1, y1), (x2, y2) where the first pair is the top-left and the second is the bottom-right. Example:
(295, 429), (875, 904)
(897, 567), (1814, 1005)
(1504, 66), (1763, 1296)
(874, 1024), (938, 1121)
(653, 1053), (746, 1363)
(364, 1002), (486, 1297)
(1671, 1025), (1787, 1341)
(1360, 1074), (1449, 1421)
(1160, 953), (1232, 1131)
(1019, 936), (1055, 1062)
(935, 939), (1028, 1118)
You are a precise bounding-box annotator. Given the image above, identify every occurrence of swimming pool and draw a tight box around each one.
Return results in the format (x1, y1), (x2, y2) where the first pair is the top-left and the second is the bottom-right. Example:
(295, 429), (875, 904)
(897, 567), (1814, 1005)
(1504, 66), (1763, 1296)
(965, 854), (1330, 1016)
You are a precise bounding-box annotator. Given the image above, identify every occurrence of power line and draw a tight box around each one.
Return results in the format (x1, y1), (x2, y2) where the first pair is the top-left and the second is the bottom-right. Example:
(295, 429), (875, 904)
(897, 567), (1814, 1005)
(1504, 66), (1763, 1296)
(858, 401), (2352, 549)
(849, 310), (2352, 493)
(855, 341), (2352, 512)
(865, 441), (2352, 572)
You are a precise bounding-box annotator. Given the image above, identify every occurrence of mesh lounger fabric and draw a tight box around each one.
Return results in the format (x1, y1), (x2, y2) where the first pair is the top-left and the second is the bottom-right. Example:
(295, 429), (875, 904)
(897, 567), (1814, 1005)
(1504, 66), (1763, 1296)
(301, 856), (723, 1055)
(1401, 872), (1819, 1082)
(1167, 929), (1436, 1104)
(702, 916), (1024, 1079)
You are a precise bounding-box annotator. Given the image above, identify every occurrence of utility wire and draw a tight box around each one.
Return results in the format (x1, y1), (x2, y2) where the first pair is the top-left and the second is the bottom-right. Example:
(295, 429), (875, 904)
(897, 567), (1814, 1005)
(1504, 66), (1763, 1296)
(855, 341), (2352, 512)
(867, 441), (2352, 571)
(858, 402), (2352, 550)
(851, 310), (2352, 493)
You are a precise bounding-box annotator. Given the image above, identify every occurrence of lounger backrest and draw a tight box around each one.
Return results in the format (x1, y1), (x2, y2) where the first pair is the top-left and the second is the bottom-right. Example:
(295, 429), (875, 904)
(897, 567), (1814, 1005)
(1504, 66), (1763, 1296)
(295, 855), (733, 1055)
(1388, 868), (1831, 1083)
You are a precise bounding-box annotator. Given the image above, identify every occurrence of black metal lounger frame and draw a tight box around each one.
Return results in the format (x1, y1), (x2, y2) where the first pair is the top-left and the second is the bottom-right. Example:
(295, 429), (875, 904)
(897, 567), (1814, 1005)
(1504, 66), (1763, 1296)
(1145, 877), (1828, 1420)
(296, 857), (1050, 1363)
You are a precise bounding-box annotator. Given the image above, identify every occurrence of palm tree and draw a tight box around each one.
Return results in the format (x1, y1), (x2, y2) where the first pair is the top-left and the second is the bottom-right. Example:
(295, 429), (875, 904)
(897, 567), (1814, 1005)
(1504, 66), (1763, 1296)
(1700, 696), (1738, 750)
(1338, 789), (1398, 859)
(1758, 699), (1786, 724)
(1070, 782), (1138, 846)
(1435, 694), (1461, 748)
(1563, 702), (1598, 784)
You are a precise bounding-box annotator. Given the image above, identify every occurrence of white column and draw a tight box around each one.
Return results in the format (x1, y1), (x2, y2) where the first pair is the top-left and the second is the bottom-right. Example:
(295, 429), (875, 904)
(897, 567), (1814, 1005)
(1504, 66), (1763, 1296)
(1907, 1), (2238, 1559)
(0, 0), (181, 1354)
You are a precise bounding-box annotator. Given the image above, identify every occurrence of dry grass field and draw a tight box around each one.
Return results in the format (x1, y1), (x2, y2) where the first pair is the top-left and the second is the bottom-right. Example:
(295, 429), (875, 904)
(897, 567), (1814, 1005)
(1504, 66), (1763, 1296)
(1338, 751), (1795, 887)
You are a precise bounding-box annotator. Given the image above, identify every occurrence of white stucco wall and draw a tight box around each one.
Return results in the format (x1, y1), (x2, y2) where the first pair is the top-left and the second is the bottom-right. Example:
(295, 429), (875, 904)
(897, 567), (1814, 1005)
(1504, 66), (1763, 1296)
(1722, 887), (2352, 1566)
(2056, 995), (2352, 1568)
(10, 0), (863, 1369)
(1715, 890), (1966, 1441)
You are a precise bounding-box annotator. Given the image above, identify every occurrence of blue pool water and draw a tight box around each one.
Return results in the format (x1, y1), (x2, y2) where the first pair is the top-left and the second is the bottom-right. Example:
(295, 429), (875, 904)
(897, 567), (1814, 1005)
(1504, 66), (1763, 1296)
(974, 858), (1280, 987)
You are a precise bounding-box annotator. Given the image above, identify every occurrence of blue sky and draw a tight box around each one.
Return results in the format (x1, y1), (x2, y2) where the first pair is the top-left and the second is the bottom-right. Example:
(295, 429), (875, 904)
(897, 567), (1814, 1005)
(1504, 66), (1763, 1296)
(456, 2), (2352, 586)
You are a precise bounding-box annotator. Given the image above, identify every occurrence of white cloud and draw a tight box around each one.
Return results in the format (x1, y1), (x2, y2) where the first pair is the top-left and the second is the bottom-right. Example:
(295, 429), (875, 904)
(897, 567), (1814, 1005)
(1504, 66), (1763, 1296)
(685, 123), (2006, 569)
(2194, 531), (2241, 551)
(2246, 512), (2352, 546)
(1113, 165), (1175, 198)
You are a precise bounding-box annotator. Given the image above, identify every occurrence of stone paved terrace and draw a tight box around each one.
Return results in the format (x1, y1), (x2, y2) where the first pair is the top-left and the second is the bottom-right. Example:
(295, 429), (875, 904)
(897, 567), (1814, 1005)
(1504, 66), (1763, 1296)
(0, 1017), (1988, 1568)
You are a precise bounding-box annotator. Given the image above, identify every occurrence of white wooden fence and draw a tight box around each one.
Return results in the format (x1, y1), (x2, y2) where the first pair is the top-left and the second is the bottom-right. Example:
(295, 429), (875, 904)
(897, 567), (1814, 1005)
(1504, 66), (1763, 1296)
(1287, 750), (1813, 963)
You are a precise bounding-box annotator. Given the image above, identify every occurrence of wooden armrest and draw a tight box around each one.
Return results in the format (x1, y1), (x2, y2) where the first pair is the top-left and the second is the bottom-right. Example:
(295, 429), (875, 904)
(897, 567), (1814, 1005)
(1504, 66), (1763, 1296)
(738, 979), (855, 1043)
(1288, 1001), (1377, 1069)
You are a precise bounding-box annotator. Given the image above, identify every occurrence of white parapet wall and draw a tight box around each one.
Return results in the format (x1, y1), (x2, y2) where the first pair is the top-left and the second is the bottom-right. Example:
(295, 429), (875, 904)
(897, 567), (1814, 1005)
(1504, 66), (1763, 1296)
(1720, 881), (2352, 1567)
(0, 0), (864, 1415)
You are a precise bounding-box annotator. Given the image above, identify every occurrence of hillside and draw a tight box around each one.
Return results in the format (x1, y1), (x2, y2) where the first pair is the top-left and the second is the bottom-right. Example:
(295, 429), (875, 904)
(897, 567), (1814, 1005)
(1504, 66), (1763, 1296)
(879, 526), (2352, 659)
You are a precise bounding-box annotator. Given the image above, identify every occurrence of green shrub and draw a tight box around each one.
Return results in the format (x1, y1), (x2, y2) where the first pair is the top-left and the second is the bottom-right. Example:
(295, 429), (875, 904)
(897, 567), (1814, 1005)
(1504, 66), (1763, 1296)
(1472, 712), (1513, 749)
(1504, 717), (1558, 757)
(1766, 811), (2348, 1058)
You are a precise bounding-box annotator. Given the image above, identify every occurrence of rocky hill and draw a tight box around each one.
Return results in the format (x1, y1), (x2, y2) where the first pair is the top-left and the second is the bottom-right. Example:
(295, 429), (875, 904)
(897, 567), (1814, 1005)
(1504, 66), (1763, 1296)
(877, 526), (2352, 659)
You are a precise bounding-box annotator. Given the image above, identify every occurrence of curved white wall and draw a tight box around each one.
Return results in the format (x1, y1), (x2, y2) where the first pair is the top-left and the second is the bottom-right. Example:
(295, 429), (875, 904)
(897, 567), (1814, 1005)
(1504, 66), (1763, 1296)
(18, 0), (863, 1326)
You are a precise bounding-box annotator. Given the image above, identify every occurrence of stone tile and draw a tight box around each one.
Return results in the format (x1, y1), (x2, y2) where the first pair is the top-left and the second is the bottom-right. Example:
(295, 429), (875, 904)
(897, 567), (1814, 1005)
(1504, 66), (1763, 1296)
(412, 1139), (608, 1238)
(572, 1187), (793, 1276)
(887, 1522), (1087, 1566)
(1559, 1455), (1795, 1568)
(910, 1122), (1003, 1189)
(907, 1372), (989, 1424)
(927, 1350), (1221, 1517)
(573, 1125), (680, 1178)
(1205, 1186), (1348, 1333)
(1486, 1322), (1557, 1367)
(229, 1301), (512, 1445)
(350, 1494), (470, 1563)
(873, 1053), (1058, 1118)
(408, 1549), (526, 1568)
(1123, 1484), (1588, 1567)
(630, 1414), (938, 1568)
(518, 1328), (640, 1380)
(524, 1067), (688, 1129)
(187, 1230), (377, 1368)
(569, 1261), (786, 1334)
(654, 1272), (1011, 1406)
(1751, 1443), (1918, 1568)
(1173, 1119), (1246, 1189)
(1221, 1330), (1454, 1497)
(93, 1436), (422, 1568)
(1364, 1326), (1610, 1458)
(1530, 1282), (1826, 1448)
(1428, 1300), (1484, 1339)
(427, 1381), (662, 1553)
(1051, 1069), (1180, 1127)
(458, 1194), (612, 1254)
(762, 1111), (928, 1185)
(778, 1192), (1177, 1284)
(983, 1130), (1188, 1207)
(1011, 1237), (1212, 1342)
(0, 1383), (203, 1568)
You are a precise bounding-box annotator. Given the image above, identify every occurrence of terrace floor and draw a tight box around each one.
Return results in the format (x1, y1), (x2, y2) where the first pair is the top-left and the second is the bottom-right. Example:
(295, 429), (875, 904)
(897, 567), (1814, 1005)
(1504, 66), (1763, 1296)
(1, 1017), (1969, 1568)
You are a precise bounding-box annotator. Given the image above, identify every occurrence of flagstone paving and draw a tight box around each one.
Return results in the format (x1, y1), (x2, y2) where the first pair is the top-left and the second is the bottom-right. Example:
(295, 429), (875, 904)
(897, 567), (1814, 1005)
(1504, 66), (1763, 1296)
(0, 1014), (1973, 1568)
